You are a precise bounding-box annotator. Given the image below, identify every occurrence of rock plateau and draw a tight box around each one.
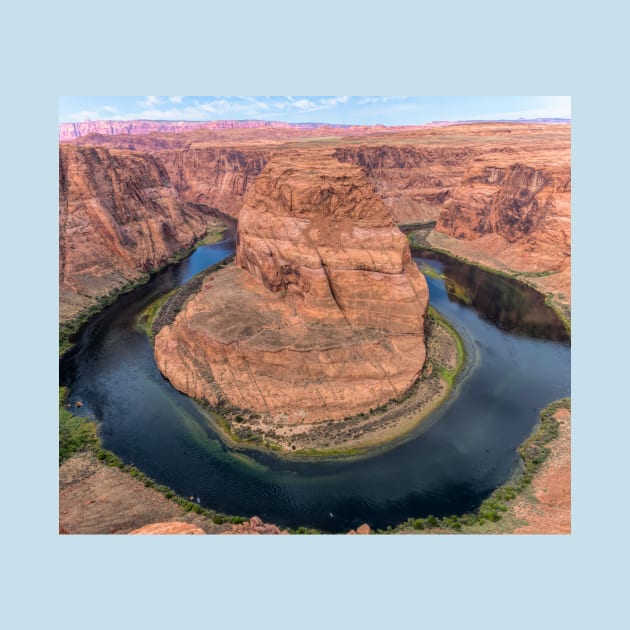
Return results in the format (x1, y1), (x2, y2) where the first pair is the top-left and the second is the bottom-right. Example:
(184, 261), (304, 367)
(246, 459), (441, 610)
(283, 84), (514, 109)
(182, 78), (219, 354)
(154, 154), (429, 423)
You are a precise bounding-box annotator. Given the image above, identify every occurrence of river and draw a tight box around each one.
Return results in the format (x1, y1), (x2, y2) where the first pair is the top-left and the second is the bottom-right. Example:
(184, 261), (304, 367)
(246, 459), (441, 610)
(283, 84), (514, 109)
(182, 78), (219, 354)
(59, 236), (570, 532)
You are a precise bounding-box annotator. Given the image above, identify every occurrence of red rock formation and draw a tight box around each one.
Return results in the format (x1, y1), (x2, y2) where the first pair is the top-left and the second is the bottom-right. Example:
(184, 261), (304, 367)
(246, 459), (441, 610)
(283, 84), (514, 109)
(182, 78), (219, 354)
(347, 523), (372, 535)
(154, 147), (268, 217)
(333, 146), (474, 224)
(434, 149), (571, 301)
(59, 144), (224, 322)
(223, 516), (289, 535)
(129, 522), (205, 535)
(236, 154), (428, 331)
(154, 154), (429, 423)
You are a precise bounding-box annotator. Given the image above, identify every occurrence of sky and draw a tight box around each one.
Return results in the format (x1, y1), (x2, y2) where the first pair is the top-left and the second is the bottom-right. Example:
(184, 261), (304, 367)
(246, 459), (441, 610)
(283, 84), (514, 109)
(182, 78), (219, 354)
(59, 96), (571, 126)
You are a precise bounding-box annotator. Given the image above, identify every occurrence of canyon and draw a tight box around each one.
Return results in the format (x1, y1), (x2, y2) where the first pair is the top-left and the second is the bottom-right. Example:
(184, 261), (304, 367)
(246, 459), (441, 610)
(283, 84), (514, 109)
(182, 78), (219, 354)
(153, 154), (429, 424)
(59, 120), (571, 324)
(58, 118), (571, 534)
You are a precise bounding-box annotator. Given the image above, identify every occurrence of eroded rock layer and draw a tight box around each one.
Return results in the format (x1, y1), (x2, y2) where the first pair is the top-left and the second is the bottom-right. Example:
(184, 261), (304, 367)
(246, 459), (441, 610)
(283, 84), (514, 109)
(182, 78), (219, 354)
(59, 144), (224, 322)
(154, 155), (429, 423)
(434, 149), (571, 302)
(333, 146), (473, 223)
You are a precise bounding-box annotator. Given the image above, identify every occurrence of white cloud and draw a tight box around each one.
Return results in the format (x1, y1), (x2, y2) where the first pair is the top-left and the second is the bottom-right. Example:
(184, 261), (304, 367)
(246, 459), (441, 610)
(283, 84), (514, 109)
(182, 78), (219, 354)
(293, 99), (317, 111)
(357, 96), (404, 105)
(66, 110), (100, 122)
(139, 96), (162, 108)
(319, 96), (349, 106)
(67, 96), (396, 124)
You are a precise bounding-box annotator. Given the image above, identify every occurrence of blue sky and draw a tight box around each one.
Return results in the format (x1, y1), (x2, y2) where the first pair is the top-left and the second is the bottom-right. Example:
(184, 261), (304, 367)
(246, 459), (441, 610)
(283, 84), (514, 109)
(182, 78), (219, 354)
(59, 96), (571, 126)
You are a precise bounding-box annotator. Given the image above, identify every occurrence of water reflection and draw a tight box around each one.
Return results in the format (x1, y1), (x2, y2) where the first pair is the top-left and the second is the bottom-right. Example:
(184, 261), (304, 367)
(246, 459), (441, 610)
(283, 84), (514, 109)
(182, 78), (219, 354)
(417, 250), (569, 342)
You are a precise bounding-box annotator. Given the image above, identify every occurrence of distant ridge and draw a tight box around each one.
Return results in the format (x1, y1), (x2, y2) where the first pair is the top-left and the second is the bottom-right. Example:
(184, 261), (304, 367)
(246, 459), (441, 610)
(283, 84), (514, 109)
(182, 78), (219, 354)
(458, 117), (571, 124)
(58, 119), (356, 141)
(58, 117), (571, 141)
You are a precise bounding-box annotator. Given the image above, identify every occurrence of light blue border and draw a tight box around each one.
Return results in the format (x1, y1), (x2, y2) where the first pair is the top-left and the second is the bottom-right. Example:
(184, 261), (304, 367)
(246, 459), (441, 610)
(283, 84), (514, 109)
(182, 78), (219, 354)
(3, 0), (625, 627)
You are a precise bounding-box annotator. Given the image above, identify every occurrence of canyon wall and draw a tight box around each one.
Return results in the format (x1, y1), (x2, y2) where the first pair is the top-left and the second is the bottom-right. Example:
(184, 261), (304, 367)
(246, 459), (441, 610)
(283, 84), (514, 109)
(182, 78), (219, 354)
(333, 146), (475, 223)
(59, 144), (223, 322)
(154, 147), (269, 217)
(432, 149), (571, 301)
(59, 119), (355, 142)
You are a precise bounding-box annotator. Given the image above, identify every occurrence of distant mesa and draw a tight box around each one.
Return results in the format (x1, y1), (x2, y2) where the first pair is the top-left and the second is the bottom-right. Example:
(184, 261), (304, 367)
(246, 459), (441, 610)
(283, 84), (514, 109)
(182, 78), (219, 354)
(59, 119), (356, 141)
(58, 117), (571, 142)
(154, 153), (429, 423)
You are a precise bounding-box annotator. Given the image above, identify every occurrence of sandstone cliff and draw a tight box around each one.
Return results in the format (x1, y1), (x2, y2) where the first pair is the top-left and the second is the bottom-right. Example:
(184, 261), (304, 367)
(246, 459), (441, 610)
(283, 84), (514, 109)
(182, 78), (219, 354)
(154, 147), (269, 217)
(59, 144), (224, 322)
(333, 146), (474, 224)
(433, 150), (571, 302)
(154, 154), (429, 423)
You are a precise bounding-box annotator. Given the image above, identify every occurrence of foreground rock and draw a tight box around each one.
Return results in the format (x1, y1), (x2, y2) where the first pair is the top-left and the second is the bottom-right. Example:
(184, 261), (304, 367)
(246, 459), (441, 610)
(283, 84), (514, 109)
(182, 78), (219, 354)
(59, 452), (228, 534)
(348, 523), (372, 535)
(223, 516), (289, 535)
(129, 522), (206, 535)
(155, 154), (429, 425)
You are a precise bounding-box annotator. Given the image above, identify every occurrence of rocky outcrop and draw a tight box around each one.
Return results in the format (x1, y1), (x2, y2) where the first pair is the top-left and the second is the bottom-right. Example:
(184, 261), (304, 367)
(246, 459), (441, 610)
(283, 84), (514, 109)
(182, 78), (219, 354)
(154, 154), (429, 423)
(129, 522), (206, 535)
(223, 516), (289, 535)
(347, 523), (372, 535)
(59, 144), (224, 322)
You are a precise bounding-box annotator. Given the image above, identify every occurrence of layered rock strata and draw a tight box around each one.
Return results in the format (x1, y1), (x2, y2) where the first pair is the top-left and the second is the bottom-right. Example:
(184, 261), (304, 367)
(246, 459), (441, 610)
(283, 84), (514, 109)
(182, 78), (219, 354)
(59, 144), (224, 322)
(154, 147), (268, 217)
(434, 150), (571, 302)
(333, 146), (474, 224)
(154, 155), (429, 423)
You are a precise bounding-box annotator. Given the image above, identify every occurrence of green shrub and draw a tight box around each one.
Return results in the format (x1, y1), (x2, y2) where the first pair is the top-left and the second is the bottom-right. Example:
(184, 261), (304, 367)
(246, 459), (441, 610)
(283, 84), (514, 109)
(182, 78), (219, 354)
(59, 389), (99, 463)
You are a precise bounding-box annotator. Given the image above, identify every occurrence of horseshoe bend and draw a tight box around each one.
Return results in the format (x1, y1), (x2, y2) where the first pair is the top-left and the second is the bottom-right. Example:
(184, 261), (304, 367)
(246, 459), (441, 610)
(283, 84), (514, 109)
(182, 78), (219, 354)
(153, 154), (431, 432)
(58, 101), (571, 536)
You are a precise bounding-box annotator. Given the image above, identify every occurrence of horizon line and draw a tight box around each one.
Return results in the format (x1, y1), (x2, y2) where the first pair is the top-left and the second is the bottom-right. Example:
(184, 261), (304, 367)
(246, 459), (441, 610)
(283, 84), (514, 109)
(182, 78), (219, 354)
(59, 116), (572, 127)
